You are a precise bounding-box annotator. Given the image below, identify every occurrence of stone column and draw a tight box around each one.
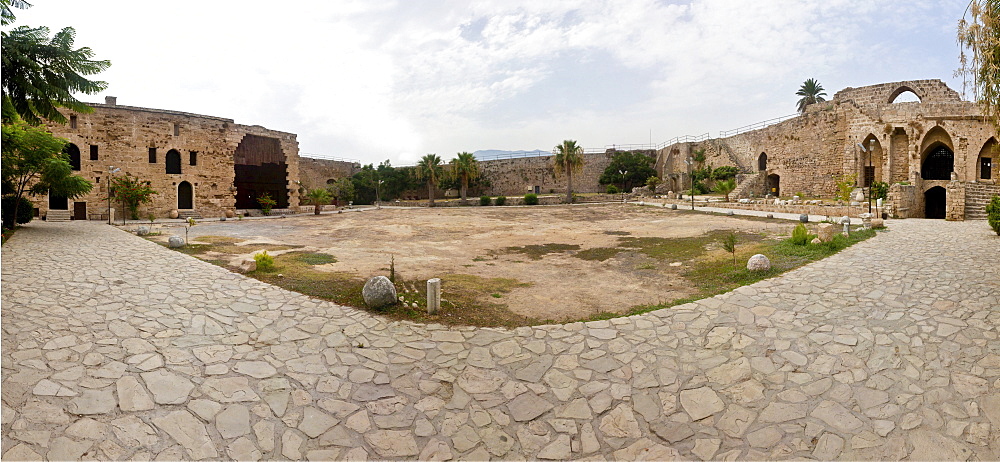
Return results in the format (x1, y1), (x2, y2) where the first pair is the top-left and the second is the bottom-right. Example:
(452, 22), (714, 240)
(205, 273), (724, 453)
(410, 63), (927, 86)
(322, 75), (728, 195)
(427, 278), (441, 315)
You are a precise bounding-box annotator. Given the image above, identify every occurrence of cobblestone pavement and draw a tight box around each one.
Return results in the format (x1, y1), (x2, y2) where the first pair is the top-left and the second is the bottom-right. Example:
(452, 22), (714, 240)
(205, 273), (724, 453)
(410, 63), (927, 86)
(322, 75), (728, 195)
(2, 219), (998, 461)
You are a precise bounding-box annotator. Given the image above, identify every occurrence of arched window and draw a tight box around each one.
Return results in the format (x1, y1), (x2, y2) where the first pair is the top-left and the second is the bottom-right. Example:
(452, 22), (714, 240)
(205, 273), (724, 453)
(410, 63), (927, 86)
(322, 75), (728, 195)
(758, 152), (767, 171)
(166, 149), (182, 174)
(65, 143), (81, 171)
(921, 145), (954, 180)
(888, 86), (922, 104)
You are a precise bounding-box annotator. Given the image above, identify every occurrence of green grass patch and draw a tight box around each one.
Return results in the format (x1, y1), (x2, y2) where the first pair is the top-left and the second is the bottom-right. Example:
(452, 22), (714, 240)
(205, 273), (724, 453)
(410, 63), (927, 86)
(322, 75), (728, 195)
(497, 243), (580, 260)
(574, 230), (763, 262)
(193, 235), (245, 245)
(291, 252), (337, 265)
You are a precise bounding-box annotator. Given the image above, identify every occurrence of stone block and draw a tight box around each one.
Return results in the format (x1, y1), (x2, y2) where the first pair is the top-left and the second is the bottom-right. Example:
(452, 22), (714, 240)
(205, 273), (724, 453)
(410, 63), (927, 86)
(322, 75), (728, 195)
(816, 223), (836, 242)
(363, 276), (397, 308)
(746, 254), (770, 271)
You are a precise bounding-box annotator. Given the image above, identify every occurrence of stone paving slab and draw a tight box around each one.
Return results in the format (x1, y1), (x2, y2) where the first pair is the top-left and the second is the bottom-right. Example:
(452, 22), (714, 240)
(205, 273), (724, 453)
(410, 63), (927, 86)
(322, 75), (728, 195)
(1, 219), (998, 461)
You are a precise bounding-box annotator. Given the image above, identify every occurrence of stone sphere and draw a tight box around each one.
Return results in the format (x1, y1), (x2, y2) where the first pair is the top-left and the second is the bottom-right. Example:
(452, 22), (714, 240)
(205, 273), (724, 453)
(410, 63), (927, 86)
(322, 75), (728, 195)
(136, 226), (150, 236)
(799, 214), (809, 223)
(168, 209), (179, 219)
(726, 210), (734, 216)
(766, 214), (774, 219)
(746, 254), (771, 271)
(167, 236), (185, 248)
(363, 276), (398, 308)
(225, 209), (235, 218)
(810, 237), (822, 245)
(670, 204), (678, 210)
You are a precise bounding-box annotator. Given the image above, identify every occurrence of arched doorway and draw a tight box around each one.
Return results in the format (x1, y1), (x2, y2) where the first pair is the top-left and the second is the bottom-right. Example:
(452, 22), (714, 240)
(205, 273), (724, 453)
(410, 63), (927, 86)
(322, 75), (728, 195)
(64, 143), (81, 171)
(766, 174), (780, 196)
(178, 181), (193, 209)
(758, 153), (767, 171)
(166, 149), (182, 174)
(924, 186), (946, 218)
(922, 146), (954, 180)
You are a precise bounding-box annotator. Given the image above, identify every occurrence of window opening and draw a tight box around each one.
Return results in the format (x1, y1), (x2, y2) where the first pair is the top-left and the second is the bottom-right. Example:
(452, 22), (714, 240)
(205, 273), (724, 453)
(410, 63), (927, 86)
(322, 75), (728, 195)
(149, 147), (157, 163)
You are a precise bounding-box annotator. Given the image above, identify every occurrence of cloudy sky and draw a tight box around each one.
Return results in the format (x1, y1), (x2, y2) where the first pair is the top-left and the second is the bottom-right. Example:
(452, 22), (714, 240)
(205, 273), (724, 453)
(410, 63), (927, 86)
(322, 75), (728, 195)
(13, 0), (969, 165)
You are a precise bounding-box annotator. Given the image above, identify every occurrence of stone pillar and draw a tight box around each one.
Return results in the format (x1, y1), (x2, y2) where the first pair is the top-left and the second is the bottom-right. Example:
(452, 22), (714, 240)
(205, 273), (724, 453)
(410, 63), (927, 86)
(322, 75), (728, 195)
(427, 278), (441, 315)
(946, 181), (966, 221)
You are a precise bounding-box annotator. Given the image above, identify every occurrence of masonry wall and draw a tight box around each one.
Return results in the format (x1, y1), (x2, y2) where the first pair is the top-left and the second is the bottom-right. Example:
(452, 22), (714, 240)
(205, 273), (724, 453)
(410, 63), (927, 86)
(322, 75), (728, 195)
(298, 158), (359, 191)
(41, 101), (300, 219)
(479, 152), (617, 196)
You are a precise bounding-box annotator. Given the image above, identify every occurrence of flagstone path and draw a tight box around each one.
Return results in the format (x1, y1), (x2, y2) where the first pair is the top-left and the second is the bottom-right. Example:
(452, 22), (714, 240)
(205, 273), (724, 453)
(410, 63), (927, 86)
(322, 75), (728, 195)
(1, 219), (998, 460)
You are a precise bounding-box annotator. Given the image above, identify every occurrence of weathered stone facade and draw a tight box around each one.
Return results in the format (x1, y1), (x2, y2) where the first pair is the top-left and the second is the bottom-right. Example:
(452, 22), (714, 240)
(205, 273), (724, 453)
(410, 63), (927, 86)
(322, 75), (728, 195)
(298, 158), (359, 191)
(479, 151), (630, 197)
(40, 97), (300, 220)
(656, 79), (1000, 220)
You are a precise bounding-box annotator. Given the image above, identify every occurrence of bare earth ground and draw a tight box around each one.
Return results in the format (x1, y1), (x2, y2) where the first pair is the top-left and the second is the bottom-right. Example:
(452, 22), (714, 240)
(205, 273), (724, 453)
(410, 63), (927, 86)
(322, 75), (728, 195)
(151, 204), (788, 321)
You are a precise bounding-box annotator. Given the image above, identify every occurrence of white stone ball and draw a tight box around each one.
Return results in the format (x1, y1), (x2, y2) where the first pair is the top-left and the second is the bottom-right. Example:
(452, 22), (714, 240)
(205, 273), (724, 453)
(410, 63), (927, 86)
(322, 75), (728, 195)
(746, 254), (771, 271)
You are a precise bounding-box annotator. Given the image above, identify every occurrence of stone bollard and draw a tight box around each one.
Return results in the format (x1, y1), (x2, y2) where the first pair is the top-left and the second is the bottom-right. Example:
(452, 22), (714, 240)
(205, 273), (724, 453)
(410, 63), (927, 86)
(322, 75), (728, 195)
(427, 278), (441, 315)
(799, 214), (809, 223)
(859, 213), (873, 229)
(840, 216), (851, 235)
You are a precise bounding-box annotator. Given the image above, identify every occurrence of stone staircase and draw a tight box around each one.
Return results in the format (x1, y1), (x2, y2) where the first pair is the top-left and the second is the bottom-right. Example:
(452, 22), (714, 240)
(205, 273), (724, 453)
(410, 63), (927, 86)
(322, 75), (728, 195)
(177, 210), (203, 220)
(46, 210), (72, 222)
(965, 183), (1000, 220)
(732, 172), (764, 199)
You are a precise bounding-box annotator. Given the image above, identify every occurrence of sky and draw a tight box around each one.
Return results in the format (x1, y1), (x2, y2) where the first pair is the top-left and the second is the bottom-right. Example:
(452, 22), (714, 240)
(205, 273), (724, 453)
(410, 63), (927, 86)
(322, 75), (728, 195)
(11, 0), (971, 166)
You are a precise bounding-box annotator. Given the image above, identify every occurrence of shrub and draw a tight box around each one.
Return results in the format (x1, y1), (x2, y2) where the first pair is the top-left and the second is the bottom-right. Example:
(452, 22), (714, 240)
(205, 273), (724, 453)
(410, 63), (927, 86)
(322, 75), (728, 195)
(495, 196), (506, 206)
(834, 174), (857, 201)
(479, 195), (491, 206)
(524, 193), (539, 205)
(2, 196), (34, 228)
(712, 165), (739, 181)
(254, 251), (275, 271)
(606, 185), (619, 194)
(789, 223), (815, 246)
(987, 195), (1000, 236)
(871, 181), (889, 201)
(257, 193), (277, 215)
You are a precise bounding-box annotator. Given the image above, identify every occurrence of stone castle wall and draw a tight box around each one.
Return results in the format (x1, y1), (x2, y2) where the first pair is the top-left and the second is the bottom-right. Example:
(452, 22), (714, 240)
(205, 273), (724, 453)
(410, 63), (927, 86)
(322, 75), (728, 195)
(480, 152), (622, 196)
(655, 79), (999, 219)
(41, 98), (300, 219)
(298, 158), (359, 191)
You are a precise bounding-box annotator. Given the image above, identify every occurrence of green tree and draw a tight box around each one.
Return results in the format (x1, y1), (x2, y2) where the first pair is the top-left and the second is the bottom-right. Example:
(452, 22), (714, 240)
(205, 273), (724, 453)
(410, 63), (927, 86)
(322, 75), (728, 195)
(327, 177), (355, 204)
(257, 193), (276, 215)
(1, 0), (111, 125)
(2, 121), (91, 226)
(449, 152), (479, 202)
(304, 188), (331, 215)
(415, 154), (443, 206)
(598, 151), (656, 192)
(110, 173), (156, 219)
(553, 140), (585, 203)
(714, 178), (736, 202)
(796, 78), (827, 113)
(959, 1), (1000, 132)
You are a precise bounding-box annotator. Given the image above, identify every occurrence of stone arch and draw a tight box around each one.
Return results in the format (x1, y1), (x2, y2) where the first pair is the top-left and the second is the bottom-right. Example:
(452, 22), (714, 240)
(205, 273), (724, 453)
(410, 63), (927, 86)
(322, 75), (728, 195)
(919, 127), (954, 181)
(64, 143), (81, 171)
(166, 149), (182, 174)
(178, 181), (193, 209)
(860, 134), (884, 186)
(924, 186), (946, 219)
(766, 174), (780, 196)
(758, 152), (767, 171)
(888, 86), (922, 104)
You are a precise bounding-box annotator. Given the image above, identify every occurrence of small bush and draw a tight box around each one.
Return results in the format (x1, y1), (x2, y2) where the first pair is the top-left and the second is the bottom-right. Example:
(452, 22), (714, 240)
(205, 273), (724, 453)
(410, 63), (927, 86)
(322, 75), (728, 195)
(987, 195), (1000, 236)
(479, 195), (491, 206)
(524, 193), (539, 205)
(789, 223), (815, 246)
(495, 196), (506, 206)
(254, 251), (275, 271)
(1, 196), (34, 228)
(606, 185), (619, 194)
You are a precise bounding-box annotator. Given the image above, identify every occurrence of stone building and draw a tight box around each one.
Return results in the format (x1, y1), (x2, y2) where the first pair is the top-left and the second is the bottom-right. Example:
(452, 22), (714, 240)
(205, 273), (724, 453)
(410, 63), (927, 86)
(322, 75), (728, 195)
(39, 97), (300, 220)
(656, 79), (1000, 219)
(297, 157), (359, 191)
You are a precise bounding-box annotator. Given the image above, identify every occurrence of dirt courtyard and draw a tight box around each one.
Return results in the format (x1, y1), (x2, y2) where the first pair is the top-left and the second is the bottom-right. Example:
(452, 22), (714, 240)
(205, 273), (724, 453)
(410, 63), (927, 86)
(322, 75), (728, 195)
(171, 204), (787, 321)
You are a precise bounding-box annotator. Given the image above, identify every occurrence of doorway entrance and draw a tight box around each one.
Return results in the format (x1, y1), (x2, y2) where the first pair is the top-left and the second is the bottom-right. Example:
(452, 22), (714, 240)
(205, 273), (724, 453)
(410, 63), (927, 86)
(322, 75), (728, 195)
(73, 202), (87, 220)
(178, 181), (193, 209)
(924, 186), (946, 219)
(766, 174), (780, 196)
(49, 193), (68, 210)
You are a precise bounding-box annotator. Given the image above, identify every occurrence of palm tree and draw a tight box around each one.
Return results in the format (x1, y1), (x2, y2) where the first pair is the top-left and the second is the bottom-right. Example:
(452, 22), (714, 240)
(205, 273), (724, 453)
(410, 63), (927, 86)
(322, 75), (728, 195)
(714, 178), (736, 202)
(796, 78), (827, 113)
(415, 154), (443, 206)
(553, 140), (585, 203)
(305, 188), (331, 215)
(449, 152), (479, 202)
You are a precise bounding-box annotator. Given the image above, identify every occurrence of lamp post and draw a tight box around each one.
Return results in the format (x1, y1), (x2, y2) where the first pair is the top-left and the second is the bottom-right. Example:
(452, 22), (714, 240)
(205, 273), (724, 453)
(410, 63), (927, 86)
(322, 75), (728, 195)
(619, 169), (627, 203)
(868, 138), (875, 215)
(376, 179), (384, 209)
(107, 166), (120, 225)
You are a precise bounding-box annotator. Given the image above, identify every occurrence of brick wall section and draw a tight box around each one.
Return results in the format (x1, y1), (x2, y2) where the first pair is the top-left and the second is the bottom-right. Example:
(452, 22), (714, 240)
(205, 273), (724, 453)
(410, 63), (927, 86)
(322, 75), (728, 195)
(41, 101), (299, 219)
(479, 152), (617, 196)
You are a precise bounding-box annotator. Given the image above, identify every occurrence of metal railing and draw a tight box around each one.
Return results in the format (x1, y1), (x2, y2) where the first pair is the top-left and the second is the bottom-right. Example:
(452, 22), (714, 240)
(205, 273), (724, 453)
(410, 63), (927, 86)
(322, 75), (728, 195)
(475, 150), (551, 161)
(718, 114), (798, 138)
(301, 153), (362, 165)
